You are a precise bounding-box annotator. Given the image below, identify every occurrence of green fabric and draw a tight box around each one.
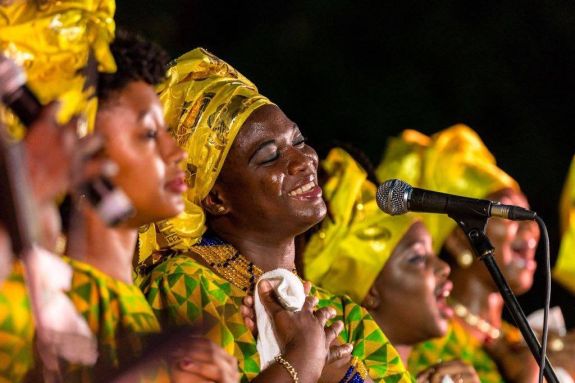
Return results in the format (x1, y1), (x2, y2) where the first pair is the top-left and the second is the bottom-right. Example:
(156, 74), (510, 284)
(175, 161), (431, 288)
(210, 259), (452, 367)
(408, 320), (505, 383)
(142, 251), (413, 383)
(60, 258), (161, 382)
(0, 262), (34, 383)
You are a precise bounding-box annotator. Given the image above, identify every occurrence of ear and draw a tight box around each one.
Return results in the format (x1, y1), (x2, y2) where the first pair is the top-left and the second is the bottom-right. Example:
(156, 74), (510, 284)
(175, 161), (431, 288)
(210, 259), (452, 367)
(201, 184), (229, 216)
(361, 285), (381, 310)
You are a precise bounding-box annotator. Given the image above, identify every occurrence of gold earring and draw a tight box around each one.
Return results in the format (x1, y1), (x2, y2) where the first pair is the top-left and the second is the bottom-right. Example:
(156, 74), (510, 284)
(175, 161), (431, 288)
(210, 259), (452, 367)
(456, 250), (474, 268)
(216, 206), (225, 213)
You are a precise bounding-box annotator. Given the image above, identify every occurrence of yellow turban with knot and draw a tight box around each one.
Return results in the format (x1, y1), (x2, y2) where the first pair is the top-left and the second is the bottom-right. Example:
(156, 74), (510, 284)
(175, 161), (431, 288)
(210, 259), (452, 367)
(138, 48), (273, 267)
(303, 147), (418, 303)
(0, 0), (116, 137)
(553, 155), (575, 293)
(376, 124), (519, 254)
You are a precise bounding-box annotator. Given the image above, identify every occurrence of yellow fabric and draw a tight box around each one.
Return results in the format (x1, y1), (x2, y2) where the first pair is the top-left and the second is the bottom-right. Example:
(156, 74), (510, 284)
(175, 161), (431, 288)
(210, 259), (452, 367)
(0, 0), (116, 137)
(138, 48), (273, 265)
(304, 148), (417, 303)
(376, 124), (519, 253)
(553, 155), (575, 293)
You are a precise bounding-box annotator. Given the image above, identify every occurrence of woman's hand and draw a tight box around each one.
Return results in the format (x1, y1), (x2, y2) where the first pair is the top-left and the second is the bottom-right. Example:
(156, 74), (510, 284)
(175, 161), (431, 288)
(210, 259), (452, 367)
(255, 279), (348, 382)
(416, 360), (480, 383)
(24, 102), (79, 204)
(484, 337), (538, 383)
(170, 337), (240, 383)
(242, 281), (353, 365)
(547, 330), (575, 378)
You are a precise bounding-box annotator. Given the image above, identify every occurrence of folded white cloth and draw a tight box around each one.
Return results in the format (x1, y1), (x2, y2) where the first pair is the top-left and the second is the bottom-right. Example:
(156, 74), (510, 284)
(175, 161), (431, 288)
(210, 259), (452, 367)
(254, 268), (306, 369)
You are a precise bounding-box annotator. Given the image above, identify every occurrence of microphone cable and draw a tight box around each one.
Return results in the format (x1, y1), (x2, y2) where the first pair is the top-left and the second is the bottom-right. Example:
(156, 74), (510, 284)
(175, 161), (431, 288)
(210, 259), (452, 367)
(535, 216), (551, 383)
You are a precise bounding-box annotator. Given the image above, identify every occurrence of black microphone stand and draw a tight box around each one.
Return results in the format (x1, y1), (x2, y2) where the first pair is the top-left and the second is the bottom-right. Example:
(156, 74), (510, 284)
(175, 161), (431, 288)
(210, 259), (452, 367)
(450, 214), (559, 383)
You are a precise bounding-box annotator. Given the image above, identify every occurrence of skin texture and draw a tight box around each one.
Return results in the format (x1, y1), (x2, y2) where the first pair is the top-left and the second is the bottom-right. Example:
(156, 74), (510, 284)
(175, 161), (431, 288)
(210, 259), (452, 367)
(444, 188), (541, 383)
(361, 222), (479, 383)
(363, 222), (452, 346)
(201, 104), (356, 383)
(64, 80), (238, 383)
(96, 81), (187, 229)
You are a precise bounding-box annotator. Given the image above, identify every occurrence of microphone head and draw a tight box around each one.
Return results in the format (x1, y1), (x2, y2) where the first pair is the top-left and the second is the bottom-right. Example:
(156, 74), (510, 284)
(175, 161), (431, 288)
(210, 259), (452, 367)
(376, 179), (412, 215)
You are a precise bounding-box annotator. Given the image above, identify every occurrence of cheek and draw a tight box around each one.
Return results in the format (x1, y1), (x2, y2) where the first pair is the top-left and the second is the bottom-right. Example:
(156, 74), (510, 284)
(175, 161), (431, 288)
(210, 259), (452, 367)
(487, 221), (516, 262)
(266, 173), (284, 196)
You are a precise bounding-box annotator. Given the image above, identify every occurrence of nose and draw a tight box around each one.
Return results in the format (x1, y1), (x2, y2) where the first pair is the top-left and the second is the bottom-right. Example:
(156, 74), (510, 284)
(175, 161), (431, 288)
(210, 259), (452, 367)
(513, 221), (540, 253)
(162, 132), (187, 166)
(287, 146), (317, 176)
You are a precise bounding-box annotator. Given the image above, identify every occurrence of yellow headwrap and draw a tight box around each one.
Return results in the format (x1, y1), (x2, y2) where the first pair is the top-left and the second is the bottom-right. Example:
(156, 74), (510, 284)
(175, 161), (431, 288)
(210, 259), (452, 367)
(553, 155), (575, 293)
(303, 148), (417, 303)
(376, 124), (519, 253)
(138, 48), (273, 265)
(0, 0), (116, 137)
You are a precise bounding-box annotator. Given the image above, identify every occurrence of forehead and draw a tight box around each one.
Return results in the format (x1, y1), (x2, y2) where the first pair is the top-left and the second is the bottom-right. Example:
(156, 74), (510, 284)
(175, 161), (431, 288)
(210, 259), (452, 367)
(100, 81), (161, 116)
(96, 81), (162, 130)
(402, 221), (432, 244)
(230, 104), (296, 152)
(489, 188), (529, 208)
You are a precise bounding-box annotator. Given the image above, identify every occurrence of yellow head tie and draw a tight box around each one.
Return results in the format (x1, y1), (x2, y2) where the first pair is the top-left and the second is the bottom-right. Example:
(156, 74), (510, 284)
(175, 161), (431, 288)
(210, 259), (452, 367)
(303, 148), (417, 303)
(0, 0), (116, 137)
(376, 124), (519, 253)
(138, 48), (273, 266)
(553, 155), (575, 293)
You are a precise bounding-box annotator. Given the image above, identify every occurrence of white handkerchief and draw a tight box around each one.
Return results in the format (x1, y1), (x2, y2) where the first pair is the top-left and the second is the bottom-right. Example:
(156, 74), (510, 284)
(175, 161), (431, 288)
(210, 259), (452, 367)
(254, 268), (305, 369)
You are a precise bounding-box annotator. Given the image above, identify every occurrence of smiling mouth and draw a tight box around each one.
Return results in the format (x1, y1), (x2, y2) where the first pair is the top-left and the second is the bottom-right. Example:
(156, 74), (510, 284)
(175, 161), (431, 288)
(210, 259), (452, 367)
(288, 180), (317, 197)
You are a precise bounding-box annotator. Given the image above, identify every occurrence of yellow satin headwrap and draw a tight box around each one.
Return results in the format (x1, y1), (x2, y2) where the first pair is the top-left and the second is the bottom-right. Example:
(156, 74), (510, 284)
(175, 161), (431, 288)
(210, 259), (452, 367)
(303, 148), (417, 303)
(553, 155), (575, 293)
(0, 0), (116, 137)
(376, 124), (519, 253)
(138, 48), (273, 265)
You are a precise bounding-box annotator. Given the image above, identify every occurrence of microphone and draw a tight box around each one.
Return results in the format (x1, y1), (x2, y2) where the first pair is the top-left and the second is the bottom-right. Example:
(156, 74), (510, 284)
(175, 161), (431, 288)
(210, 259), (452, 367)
(376, 179), (536, 221)
(0, 54), (134, 226)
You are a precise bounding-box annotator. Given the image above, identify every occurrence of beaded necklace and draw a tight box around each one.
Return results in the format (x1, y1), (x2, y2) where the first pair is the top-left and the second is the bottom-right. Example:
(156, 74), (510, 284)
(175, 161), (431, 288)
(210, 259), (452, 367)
(194, 235), (298, 293)
(193, 236), (263, 292)
(450, 300), (502, 341)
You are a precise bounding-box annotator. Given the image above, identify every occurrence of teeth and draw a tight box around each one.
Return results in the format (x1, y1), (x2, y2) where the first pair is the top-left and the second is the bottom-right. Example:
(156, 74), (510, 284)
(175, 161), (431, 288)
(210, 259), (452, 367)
(289, 181), (316, 196)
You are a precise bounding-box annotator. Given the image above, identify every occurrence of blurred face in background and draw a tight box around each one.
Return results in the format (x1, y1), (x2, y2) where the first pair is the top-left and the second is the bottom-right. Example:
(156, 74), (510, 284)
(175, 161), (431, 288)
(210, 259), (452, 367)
(364, 221), (453, 345)
(95, 81), (187, 228)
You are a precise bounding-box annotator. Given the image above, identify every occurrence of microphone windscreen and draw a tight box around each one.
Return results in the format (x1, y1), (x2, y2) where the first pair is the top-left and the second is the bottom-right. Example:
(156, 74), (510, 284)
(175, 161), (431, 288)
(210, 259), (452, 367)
(376, 179), (412, 215)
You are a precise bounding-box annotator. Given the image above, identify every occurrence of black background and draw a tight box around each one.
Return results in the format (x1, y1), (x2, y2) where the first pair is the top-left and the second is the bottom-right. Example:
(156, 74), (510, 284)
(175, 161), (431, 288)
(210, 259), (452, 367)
(117, 1), (575, 326)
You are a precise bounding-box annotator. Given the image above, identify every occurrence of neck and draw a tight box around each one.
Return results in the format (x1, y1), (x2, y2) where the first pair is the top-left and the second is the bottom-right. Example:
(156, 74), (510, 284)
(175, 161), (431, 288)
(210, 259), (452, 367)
(212, 227), (296, 272)
(394, 344), (412, 366)
(450, 267), (504, 328)
(66, 207), (137, 284)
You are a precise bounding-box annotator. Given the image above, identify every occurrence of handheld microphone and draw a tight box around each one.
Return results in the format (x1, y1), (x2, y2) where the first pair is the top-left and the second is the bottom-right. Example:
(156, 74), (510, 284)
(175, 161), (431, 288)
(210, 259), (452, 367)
(0, 54), (134, 226)
(376, 179), (536, 221)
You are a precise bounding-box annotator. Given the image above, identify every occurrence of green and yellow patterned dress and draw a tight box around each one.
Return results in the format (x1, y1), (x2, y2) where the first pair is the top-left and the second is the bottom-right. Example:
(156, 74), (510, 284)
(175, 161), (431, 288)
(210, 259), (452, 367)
(0, 262), (34, 383)
(60, 258), (162, 382)
(142, 246), (413, 383)
(408, 319), (505, 383)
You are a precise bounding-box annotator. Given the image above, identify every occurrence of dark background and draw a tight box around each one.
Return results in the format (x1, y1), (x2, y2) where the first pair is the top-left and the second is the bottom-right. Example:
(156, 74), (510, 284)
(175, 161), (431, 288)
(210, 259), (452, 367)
(117, 1), (575, 325)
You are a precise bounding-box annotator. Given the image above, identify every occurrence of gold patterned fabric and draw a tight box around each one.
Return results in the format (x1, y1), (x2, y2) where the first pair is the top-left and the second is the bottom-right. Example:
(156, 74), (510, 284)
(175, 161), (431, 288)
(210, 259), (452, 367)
(0, 262), (34, 383)
(141, 245), (413, 383)
(376, 125), (519, 253)
(0, 0), (116, 137)
(303, 147), (418, 303)
(553, 155), (575, 293)
(138, 47), (273, 266)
